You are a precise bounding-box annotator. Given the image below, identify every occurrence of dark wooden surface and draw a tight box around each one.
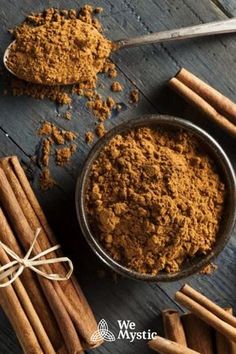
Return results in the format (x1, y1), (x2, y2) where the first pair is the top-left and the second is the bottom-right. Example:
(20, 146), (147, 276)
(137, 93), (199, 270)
(0, 0), (236, 353)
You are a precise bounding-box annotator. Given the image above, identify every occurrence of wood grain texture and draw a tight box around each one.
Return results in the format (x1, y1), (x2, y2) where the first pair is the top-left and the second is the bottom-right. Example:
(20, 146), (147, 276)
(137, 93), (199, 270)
(0, 0), (235, 353)
(212, 0), (236, 16)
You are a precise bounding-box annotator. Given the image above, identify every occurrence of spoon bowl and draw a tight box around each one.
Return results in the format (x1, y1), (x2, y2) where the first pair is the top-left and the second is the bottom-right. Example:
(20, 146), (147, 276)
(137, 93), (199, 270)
(4, 18), (236, 85)
(3, 41), (16, 78)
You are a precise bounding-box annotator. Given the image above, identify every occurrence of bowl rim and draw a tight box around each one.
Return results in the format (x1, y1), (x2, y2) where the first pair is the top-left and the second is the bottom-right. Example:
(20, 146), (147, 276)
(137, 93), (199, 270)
(75, 114), (236, 282)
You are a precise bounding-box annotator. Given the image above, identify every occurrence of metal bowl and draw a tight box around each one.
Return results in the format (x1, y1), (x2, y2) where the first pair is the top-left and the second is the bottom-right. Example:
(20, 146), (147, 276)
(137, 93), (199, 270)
(75, 115), (236, 282)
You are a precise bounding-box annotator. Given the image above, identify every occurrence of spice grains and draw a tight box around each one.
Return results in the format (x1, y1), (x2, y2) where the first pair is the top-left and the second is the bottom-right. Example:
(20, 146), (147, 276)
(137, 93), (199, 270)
(7, 7), (112, 85)
(86, 127), (225, 275)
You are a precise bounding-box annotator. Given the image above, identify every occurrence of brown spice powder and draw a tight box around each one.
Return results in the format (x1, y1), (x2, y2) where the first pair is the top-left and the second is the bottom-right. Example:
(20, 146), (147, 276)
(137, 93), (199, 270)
(41, 138), (53, 167)
(94, 7), (103, 14)
(55, 144), (77, 166)
(87, 96), (116, 121)
(11, 79), (72, 105)
(40, 168), (56, 190)
(38, 121), (53, 136)
(7, 8), (112, 86)
(111, 81), (123, 92)
(129, 89), (140, 104)
(85, 127), (225, 275)
(37, 121), (78, 188)
(85, 132), (94, 144)
(102, 60), (117, 78)
(7, 6), (118, 111)
(38, 121), (77, 145)
(64, 111), (72, 120)
(95, 123), (106, 138)
(200, 263), (217, 275)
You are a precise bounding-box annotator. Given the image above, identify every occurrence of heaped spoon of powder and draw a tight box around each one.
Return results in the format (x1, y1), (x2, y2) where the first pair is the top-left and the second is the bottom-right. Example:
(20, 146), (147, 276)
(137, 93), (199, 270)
(4, 6), (236, 86)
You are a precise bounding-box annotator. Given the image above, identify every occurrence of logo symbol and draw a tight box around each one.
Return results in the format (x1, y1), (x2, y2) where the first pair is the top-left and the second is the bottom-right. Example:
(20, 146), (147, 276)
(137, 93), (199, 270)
(91, 319), (116, 342)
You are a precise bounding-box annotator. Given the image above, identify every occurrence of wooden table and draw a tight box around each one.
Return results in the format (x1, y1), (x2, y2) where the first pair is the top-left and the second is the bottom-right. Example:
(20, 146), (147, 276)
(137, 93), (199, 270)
(0, 0), (235, 353)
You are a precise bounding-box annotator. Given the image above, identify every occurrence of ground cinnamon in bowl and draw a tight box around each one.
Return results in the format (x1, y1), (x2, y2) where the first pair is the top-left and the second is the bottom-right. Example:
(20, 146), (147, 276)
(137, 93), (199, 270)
(84, 119), (227, 277)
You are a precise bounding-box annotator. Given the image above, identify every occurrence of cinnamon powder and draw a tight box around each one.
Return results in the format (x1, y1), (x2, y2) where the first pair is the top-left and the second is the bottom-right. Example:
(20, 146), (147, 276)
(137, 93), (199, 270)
(111, 81), (123, 92)
(38, 121), (77, 189)
(55, 144), (77, 166)
(86, 96), (117, 121)
(129, 89), (140, 104)
(86, 127), (225, 275)
(85, 132), (94, 144)
(7, 6), (117, 110)
(95, 123), (106, 137)
(40, 168), (56, 190)
(7, 8), (112, 86)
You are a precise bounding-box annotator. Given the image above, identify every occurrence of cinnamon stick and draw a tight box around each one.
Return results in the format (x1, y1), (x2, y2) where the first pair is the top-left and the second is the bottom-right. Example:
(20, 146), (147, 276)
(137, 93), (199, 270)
(0, 167), (83, 354)
(162, 309), (187, 345)
(181, 313), (214, 354)
(148, 335), (200, 354)
(0, 268), (43, 354)
(0, 225), (55, 354)
(181, 285), (236, 327)
(176, 68), (236, 124)
(0, 207), (63, 351)
(175, 285), (236, 342)
(169, 77), (236, 137)
(215, 308), (236, 354)
(1, 156), (100, 348)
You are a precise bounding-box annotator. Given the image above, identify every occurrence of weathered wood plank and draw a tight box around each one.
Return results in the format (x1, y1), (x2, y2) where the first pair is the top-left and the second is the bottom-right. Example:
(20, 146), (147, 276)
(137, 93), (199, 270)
(0, 311), (21, 354)
(213, 0), (236, 16)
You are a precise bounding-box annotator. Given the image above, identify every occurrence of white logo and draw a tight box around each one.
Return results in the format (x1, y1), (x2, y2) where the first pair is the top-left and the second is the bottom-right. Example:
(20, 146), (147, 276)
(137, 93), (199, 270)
(91, 319), (158, 343)
(91, 319), (116, 342)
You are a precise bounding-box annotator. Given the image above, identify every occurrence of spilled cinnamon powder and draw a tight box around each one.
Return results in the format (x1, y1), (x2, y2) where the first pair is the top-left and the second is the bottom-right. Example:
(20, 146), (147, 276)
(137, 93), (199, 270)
(111, 81), (123, 92)
(85, 132), (94, 144)
(38, 121), (77, 145)
(129, 89), (140, 104)
(40, 168), (56, 191)
(86, 127), (225, 275)
(86, 96), (117, 121)
(41, 138), (53, 167)
(38, 121), (77, 188)
(95, 123), (106, 137)
(55, 144), (77, 166)
(11, 79), (72, 105)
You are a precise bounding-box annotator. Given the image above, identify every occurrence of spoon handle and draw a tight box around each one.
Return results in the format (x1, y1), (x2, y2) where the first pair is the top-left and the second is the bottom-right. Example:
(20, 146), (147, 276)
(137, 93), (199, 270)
(115, 18), (236, 49)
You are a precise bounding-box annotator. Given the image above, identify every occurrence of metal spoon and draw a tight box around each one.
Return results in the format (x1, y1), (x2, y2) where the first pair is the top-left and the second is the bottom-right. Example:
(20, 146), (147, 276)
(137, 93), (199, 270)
(4, 18), (236, 84)
(114, 18), (236, 49)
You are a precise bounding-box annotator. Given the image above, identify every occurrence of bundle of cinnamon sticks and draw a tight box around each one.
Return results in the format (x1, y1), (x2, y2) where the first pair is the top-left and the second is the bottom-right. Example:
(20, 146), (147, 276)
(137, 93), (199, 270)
(0, 156), (102, 353)
(169, 68), (236, 138)
(148, 284), (236, 354)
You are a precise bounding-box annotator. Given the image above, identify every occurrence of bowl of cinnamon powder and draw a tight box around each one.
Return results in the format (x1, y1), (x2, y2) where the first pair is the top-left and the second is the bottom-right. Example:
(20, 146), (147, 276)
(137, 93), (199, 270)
(76, 115), (236, 281)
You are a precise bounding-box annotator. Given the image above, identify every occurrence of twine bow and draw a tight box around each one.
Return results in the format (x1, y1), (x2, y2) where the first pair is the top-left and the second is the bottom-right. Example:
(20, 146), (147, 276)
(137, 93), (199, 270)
(0, 228), (73, 288)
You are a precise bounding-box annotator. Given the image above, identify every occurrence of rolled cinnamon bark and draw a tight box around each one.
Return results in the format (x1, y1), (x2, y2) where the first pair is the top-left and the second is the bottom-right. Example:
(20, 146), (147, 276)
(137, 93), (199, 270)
(0, 266), (43, 354)
(176, 68), (236, 124)
(215, 308), (236, 354)
(162, 309), (187, 345)
(181, 285), (236, 327)
(181, 313), (214, 354)
(148, 335), (200, 354)
(0, 223), (55, 354)
(0, 167), (83, 354)
(175, 286), (236, 342)
(1, 156), (100, 348)
(169, 77), (236, 138)
(0, 207), (63, 351)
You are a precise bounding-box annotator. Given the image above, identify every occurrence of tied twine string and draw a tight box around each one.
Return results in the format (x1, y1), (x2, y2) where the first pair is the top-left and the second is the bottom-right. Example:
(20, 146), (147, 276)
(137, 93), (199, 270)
(0, 228), (73, 288)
